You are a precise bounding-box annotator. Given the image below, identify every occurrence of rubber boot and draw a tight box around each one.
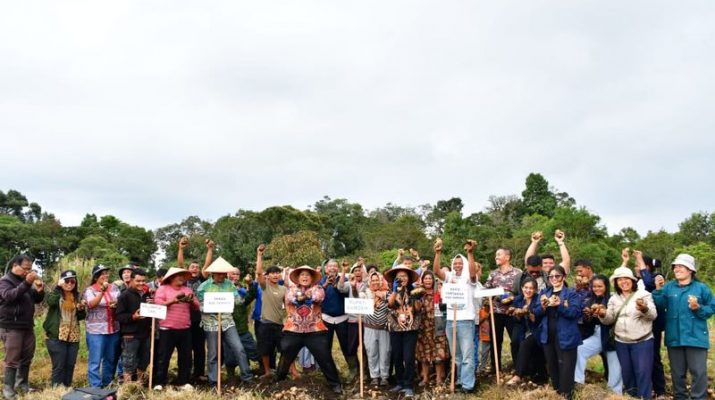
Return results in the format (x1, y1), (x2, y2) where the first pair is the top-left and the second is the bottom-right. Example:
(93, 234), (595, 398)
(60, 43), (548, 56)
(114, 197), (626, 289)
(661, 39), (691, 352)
(3, 367), (17, 400)
(14, 365), (30, 394)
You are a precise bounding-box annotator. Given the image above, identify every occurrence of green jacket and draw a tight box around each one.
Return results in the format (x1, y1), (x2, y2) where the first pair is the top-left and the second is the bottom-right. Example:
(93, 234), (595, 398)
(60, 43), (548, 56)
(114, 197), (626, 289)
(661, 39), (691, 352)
(653, 279), (715, 349)
(43, 287), (86, 341)
(232, 283), (256, 334)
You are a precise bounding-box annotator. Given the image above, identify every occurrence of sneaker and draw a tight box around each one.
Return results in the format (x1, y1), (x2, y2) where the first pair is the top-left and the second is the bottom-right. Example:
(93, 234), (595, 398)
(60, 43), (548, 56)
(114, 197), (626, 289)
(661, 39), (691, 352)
(370, 378), (379, 386)
(153, 385), (163, 391)
(380, 378), (389, 387)
(180, 384), (194, 391)
(403, 388), (415, 398)
(389, 385), (403, 393)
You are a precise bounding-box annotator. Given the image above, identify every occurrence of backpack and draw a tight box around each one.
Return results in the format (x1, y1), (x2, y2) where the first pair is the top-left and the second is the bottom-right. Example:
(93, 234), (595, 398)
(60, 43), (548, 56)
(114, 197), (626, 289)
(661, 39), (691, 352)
(61, 387), (118, 400)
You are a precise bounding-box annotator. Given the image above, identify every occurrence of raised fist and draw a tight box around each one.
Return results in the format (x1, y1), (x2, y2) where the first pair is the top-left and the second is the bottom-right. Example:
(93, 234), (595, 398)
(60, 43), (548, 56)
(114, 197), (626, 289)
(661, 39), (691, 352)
(179, 236), (189, 249)
(257, 244), (266, 254)
(464, 239), (477, 253)
(554, 229), (565, 242)
(621, 248), (630, 263)
(410, 249), (419, 259)
(398, 249), (405, 257)
(531, 231), (543, 242)
(433, 238), (443, 253)
(205, 239), (215, 250)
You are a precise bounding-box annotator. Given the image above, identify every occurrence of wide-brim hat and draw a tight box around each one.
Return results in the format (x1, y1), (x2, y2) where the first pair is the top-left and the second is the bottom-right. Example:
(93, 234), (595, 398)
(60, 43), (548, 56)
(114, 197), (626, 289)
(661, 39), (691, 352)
(672, 253), (696, 273)
(289, 266), (321, 286)
(205, 257), (234, 274)
(91, 264), (111, 279)
(163, 267), (192, 283)
(383, 265), (419, 284)
(118, 264), (136, 275)
(610, 266), (637, 287)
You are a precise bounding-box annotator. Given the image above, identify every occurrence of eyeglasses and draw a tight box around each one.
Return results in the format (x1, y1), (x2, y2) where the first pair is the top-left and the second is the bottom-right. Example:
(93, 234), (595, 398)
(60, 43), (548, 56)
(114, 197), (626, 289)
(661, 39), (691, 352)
(548, 274), (564, 280)
(64, 279), (77, 285)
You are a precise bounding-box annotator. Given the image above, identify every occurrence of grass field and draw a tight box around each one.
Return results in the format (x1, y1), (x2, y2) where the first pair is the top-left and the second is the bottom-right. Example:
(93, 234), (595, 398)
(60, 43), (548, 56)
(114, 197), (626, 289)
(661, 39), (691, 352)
(4, 320), (713, 399)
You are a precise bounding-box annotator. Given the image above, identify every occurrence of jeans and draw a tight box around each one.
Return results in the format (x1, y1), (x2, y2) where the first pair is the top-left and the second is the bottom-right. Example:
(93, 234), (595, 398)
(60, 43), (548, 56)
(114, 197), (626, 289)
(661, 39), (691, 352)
(205, 326), (251, 383)
(277, 332), (341, 387)
(86, 332), (120, 387)
(121, 336), (151, 374)
(156, 328), (192, 386)
(652, 328), (666, 396)
(477, 341), (491, 372)
(446, 320), (476, 390)
(615, 339), (653, 400)
(667, 346), (708, 400)
(574, 326), (622, 394)
(238, 331), (259, 363)
(364, 327), (390, 379)
(45, 338), (79, 387)
(390, 330), (418, 390)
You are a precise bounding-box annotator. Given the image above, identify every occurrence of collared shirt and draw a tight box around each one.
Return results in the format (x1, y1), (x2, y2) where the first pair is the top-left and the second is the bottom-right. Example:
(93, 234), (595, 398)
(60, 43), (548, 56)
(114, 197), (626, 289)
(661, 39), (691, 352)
(196, 277), (236, 332)
(485, 266), (522, 314)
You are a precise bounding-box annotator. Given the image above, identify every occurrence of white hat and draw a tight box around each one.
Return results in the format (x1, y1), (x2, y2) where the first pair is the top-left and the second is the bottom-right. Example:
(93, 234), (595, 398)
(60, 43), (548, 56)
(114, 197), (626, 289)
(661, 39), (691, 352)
(610, 266), (637, 288)
(205, 257), (234, 274)
(671, 253), (696, 273)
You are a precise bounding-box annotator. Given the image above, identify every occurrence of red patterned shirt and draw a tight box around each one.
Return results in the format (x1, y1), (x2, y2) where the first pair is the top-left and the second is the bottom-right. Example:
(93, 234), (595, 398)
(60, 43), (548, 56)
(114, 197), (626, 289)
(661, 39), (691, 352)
(283, 284), (327, 333)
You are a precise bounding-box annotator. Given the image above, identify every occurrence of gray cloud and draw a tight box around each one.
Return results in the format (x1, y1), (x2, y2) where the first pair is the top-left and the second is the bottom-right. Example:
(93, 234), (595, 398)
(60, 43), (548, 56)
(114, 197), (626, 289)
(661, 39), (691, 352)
(1, 1), (713, 234)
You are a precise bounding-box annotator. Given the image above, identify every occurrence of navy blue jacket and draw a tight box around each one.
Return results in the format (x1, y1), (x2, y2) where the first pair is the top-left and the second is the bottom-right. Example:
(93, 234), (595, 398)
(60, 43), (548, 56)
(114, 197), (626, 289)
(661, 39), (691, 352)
(533, 286), (582, 350)
(319, 276), (347, 317)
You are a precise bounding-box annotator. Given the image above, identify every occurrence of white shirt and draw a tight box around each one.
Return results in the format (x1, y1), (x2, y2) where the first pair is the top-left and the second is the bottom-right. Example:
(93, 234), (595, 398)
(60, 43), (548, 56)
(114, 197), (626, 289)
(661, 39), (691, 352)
(443, 271), (479, 321)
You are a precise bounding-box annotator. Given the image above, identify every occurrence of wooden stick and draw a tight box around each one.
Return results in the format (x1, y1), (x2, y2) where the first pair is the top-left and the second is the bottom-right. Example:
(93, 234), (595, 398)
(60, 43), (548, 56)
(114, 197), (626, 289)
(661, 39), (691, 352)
(217, 313), (222, 396)
(488, 297), (501, 385)
(149, 318), (155, 389)
(450, 306), (457, 393)
(359, 315), (364, 398)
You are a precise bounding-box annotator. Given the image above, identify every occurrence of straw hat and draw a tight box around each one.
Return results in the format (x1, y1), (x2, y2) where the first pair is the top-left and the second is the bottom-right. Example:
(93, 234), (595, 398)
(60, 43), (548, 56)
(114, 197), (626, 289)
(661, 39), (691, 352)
(289, 265), (322, 286)
(163, 267), (192, 283)
(205, 257), (234, 274)
(383, 265), (419, 284)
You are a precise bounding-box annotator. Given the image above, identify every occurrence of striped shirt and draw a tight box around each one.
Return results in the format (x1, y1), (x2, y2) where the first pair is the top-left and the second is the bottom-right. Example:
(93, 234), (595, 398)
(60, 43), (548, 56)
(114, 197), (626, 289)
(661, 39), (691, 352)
(363, 290), (389, 329)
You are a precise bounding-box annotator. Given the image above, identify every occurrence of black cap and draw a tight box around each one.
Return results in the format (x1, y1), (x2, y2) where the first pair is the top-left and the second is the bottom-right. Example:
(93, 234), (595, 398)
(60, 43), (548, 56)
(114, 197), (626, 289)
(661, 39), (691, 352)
(60, 270), (77, 280)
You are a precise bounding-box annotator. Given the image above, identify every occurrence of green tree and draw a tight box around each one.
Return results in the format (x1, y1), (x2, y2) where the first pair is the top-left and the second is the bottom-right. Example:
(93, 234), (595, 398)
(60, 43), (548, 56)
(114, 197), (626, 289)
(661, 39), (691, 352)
(312, 197), (366, 257)
(520, 173), (557, 217)
(267, 231), (324, 267)
(677, 212), (713, 246)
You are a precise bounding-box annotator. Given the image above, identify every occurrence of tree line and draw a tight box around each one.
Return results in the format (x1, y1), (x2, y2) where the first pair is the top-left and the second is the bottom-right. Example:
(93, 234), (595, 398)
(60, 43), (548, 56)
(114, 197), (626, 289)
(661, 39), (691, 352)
(2, 173), (714, 285)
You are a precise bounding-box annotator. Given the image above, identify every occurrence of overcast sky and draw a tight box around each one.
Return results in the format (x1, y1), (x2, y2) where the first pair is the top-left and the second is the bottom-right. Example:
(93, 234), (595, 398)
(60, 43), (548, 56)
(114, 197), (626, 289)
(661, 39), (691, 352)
(2, 1), (713, 235)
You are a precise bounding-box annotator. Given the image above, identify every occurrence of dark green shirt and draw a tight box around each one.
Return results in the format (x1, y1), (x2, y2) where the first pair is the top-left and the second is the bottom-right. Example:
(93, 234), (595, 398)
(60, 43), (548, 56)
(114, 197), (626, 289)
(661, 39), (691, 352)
(232, 283), (256, 334)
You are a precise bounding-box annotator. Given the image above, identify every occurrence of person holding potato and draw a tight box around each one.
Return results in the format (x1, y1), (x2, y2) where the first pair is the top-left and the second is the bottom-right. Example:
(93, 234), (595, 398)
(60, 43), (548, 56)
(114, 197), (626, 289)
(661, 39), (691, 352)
(653, 253), (714, 400)
(598, 252), (657, 400)
(83, 264), (121, 388)
(532, 265), (582, 399)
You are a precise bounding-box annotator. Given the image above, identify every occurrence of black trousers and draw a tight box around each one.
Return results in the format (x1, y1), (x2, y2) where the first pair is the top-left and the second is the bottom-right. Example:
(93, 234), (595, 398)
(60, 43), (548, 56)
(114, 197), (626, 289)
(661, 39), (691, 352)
(513, 334), (547, 382)
(390, 330), (418, 390)
(156, 328), (192, 386)
(543, 338), (577, 399)
(652, 327), (666, 396)
(277, 332), (341, 387)
(190, 318), (205, 378)
(325, 320), (350, 362)
(491, 313), (515, 371)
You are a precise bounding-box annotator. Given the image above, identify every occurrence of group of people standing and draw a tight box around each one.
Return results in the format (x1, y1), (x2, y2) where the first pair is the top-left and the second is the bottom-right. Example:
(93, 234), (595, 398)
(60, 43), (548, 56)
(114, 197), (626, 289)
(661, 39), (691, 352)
(0, 230), (713, 400)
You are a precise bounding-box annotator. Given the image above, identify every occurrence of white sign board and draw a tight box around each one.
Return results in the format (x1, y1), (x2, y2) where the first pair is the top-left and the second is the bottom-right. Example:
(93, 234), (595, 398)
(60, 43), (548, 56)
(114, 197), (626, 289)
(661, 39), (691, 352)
(473, 287), (505, 298)
(441, 283), (468, 306)
(140, 303), (167, 320)
(344, 298), (374, 315)
(203, 292), (235, 313)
